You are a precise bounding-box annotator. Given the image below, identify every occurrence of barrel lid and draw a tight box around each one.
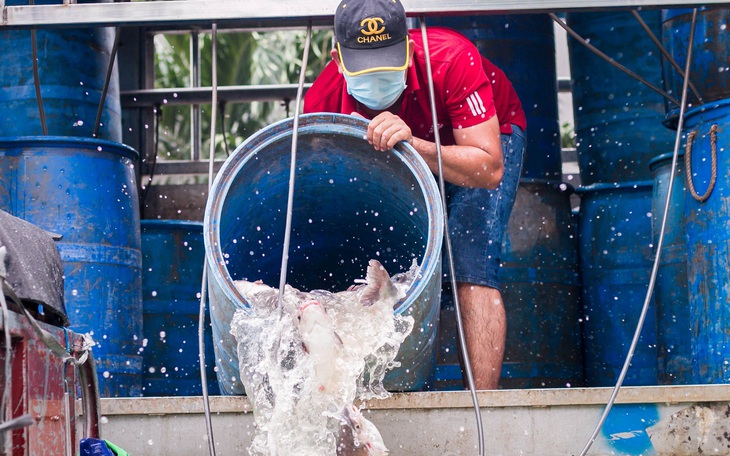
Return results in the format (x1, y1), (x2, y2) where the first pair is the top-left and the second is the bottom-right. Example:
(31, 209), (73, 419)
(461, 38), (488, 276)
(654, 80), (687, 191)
(0, 136), (139, 161)
(662, 7), (711, 22)
(664, 97), (730, 130)
(649, 151), (684, 171)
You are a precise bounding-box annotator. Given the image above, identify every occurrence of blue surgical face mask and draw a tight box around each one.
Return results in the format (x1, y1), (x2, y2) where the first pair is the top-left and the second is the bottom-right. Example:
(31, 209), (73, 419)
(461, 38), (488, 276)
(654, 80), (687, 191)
(344, 69), (407, 111)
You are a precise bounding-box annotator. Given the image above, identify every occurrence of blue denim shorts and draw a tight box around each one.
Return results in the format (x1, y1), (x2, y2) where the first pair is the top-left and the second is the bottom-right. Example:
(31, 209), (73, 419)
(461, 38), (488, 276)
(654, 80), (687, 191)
(442, 125), (526, 290)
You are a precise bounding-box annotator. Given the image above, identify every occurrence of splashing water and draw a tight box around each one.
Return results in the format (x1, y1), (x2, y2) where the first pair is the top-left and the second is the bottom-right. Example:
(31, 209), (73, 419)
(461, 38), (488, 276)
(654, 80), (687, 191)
(230, 259), (418, 455)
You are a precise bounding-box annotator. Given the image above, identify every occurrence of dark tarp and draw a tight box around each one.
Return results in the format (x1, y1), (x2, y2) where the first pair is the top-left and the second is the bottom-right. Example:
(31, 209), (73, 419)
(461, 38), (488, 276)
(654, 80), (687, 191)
(0, 210), (69, 327)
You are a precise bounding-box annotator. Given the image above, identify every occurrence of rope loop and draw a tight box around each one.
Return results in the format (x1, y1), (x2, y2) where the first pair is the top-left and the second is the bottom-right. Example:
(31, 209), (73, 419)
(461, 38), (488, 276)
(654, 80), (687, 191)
(684, 123), (719, 202)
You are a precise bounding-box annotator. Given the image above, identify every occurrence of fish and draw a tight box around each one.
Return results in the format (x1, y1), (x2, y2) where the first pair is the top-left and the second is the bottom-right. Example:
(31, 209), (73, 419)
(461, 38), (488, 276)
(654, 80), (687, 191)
(233, 278), (310, 317)
(337, 404), (389, 455)
(358, 259), (407, 307)
(297, 299), (345, 393)
(234, 258), (415, 312)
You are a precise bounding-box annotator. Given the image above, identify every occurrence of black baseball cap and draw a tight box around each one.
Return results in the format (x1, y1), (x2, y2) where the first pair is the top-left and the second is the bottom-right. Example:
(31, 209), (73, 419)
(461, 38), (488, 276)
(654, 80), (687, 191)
(334, 0), (409, 76)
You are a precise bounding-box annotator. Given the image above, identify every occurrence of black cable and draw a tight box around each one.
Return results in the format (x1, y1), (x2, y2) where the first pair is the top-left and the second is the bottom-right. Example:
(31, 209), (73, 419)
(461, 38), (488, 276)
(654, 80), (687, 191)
(630, 10), (703, 105)
(551, 13), (680, 107)
(29, 0), (48, 135)
(94, 27), (121, 138)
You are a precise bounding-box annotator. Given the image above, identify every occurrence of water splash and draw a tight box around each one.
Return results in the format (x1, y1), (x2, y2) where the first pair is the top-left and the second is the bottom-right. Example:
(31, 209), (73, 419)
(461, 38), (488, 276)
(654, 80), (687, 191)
(230, 259), (417, 455)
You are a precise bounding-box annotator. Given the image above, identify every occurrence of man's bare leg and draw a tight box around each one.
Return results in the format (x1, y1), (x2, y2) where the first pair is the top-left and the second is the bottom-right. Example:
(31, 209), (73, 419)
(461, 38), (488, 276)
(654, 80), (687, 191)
(457, 282), (506, 390)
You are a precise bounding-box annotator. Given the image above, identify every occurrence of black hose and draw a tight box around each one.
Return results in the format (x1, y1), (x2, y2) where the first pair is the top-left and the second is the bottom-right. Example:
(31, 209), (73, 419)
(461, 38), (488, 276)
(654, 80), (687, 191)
(94, 27), (121, 138)
(29, 0), (48, 135)
(551, 13), (680, 107)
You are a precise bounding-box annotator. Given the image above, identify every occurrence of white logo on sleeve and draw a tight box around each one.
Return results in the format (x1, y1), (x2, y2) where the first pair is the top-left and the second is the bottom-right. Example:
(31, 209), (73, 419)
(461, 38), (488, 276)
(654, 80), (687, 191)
(466, 92), (487, 117)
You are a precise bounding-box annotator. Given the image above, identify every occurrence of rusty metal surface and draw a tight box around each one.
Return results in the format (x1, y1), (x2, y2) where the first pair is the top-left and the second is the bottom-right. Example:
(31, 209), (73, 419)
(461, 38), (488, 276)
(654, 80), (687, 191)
(682, 100), (730, 384)
(0, 308), (93, 455)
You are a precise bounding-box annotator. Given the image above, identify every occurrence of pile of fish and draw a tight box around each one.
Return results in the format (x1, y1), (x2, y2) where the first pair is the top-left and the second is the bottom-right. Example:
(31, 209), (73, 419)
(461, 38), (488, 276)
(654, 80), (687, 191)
(230, 259), (419, 456)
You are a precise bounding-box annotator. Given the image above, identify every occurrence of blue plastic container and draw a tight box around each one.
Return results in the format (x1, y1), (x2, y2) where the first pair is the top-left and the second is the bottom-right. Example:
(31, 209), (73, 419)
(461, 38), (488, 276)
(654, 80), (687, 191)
(567, 11), (676, 184)
(661, 7), (730, 122)
(204, 113), (444, 394)
(0, 155), (9, 211)
(682, 99), (730, 383)
(427, 14), (561, 180)
(0, 136), (142, 397)
(578, 181), (658, 386)
(141, 220), (220, 396)
(649, 152), (694, 385)
(0, 0), (121, 141)
(500, 179), (584, 388)
(435, 179), (584, 390)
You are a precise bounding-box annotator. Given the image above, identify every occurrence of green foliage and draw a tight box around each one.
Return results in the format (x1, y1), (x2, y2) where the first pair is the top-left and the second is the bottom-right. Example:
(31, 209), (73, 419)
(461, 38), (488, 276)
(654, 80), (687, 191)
(561, 121), (575, 149)
(153, 28), (333, 161)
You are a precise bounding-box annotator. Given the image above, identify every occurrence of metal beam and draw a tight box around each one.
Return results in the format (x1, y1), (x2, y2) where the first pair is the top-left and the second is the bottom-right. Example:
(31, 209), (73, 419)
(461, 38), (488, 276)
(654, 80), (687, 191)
(141, 159), (225, 176)
(2, 0), (729, 29)
(121, 84), (312, 108)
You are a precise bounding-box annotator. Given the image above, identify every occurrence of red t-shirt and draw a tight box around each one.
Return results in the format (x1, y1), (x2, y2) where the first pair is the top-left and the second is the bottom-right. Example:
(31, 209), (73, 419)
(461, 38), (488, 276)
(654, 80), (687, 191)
(303, 27), (526, 144)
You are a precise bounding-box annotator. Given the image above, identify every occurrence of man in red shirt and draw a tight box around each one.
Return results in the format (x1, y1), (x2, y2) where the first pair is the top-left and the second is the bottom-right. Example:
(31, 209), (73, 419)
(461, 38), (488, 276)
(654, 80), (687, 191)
(304, 0), (527, 390)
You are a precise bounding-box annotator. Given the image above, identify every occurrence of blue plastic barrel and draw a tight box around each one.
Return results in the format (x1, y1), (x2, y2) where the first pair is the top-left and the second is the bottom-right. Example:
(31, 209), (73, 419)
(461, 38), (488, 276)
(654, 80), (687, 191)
(567, 11), (676, 184)
(434, 179), (584, 390)
(0, 0), (121, 141)
(433, 292), (462, 390)
(141, 220), (220, 396)
(682, 99), (730, 383)
(661, 8), (730, 122)
(578, 181), (658, 386)
(0, 157), (9, 211)
(427, 15), (560, 180)
(204, 113), (443, 394)
(0, 136), (142, 397)
(649, 152), (694, 385)
(500, 179), (584, 388)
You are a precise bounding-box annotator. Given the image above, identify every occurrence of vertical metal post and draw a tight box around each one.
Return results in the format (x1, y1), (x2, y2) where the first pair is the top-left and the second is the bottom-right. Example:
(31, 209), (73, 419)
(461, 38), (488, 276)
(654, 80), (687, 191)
(142, 30), (156, 188)
(199, 23), (219, 456)
(190, 31), (202, 161)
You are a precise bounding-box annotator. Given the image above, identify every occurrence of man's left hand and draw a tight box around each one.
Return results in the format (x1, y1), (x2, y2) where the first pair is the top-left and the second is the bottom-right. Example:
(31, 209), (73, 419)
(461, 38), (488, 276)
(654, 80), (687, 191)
(367, 112), (413, 151)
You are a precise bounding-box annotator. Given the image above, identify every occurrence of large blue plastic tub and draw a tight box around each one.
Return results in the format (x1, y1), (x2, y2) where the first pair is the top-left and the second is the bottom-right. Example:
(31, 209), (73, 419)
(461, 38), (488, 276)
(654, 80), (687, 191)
(203, 113), (444, 394)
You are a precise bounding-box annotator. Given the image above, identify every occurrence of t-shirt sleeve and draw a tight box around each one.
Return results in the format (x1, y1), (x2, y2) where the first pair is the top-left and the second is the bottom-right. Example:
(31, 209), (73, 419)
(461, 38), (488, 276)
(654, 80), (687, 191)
(443, 44), (497, 130)
(303, 61), (344, 114)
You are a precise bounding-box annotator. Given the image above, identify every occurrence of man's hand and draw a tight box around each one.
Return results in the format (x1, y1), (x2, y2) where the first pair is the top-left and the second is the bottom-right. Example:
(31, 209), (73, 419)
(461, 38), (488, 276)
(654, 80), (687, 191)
(367, 112), (413, 151)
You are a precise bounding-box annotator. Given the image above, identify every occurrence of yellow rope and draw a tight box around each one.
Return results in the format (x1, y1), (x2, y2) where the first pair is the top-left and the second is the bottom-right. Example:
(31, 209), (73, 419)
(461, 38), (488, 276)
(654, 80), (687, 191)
(684, 123), (719, 202)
